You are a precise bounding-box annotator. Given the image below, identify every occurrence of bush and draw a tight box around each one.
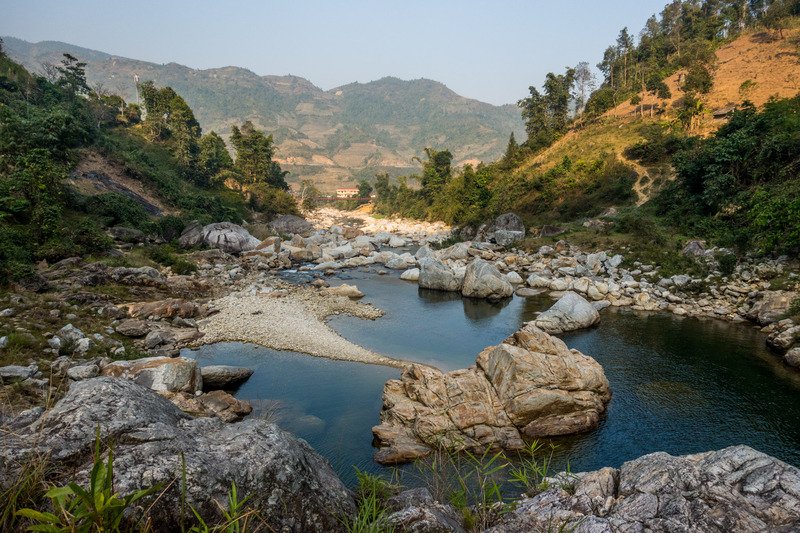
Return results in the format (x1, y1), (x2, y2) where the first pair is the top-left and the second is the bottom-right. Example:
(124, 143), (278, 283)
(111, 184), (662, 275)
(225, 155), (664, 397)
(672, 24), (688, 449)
(717, 253), (737, 276)
(83, 192), (150, 230)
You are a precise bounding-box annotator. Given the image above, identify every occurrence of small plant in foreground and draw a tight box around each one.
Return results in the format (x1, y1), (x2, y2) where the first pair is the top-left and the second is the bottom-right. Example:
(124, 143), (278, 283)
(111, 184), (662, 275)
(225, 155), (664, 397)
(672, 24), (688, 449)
(16, 432), (163, 532)
(188, 482), (262, 533)
(449, 448), (512, 532)
(339, 468), (399, 533)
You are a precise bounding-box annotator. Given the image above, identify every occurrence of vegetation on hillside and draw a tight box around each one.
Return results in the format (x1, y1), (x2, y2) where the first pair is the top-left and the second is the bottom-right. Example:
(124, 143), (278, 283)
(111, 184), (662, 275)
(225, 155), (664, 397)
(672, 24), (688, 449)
(372, 0), (800, 259)
(0, 41), (295, 284)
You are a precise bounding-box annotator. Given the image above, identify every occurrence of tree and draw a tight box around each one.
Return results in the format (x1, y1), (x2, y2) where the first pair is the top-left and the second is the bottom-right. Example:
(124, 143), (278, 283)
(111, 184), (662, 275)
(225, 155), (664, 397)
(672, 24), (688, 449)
(417, 148), (452, 200)
(55, 53), (89, 99)
(230, 121), (288, 189)
(616, 27), (634, 88)
(519, 67), (576, 150)
(357, 179), (373, 199)
(299, 179), (320, 212)
(197, 131), (233, 186)
(573, 61), (595, 124)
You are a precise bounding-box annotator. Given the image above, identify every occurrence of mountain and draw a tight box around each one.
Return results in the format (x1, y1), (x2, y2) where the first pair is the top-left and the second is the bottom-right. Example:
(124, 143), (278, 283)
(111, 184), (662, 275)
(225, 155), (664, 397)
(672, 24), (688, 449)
(2, 37), (525, 190)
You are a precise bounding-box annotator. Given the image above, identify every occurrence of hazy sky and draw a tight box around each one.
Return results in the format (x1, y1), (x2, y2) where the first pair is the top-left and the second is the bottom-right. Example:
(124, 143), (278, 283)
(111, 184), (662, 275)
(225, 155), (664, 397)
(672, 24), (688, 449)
(2, 0), (670, 106)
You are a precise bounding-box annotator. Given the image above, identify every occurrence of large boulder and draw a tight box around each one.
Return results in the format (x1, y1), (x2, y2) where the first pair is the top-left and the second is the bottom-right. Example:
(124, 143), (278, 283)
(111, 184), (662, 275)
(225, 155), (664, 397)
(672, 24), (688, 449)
(534, 291), (600, 334)
(461, 259), (514, 301)
(746, 291), (799, 326)
(487, 445), (800, 533)
(178, 221), (204, 249)
(418, 259), (462, 292)
(372, 323), (610, 464)
(101, 356), (203, 394)
(202, 222), (261, 254)
(268, 215), (314, 236)
(0, 378), (355, 532)
(486, 213), (525, 243)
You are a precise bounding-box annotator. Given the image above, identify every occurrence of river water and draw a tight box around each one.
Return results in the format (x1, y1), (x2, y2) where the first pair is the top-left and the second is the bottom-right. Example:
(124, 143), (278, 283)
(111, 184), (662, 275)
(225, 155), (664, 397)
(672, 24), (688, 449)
(184, 268), (800, 486)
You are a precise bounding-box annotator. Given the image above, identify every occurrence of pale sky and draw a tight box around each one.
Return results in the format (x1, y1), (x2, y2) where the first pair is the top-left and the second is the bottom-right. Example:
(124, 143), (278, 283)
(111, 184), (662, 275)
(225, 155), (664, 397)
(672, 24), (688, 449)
(2, 0), (670, 106)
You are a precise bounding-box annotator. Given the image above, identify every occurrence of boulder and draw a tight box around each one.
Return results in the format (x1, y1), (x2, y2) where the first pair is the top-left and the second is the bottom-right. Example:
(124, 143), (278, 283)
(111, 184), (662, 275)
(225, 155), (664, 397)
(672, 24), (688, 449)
(461, 259), (514, 301)
(415, 245), (436, 260)
(487, 446), (800, 533)
(178, 221), (204, 249)
(121, 299), (198, 319)
(534, 291), (600, 334)
(101, 356), (203, 394)
(168, 389), (253, 423)
(784, 347), (800, 368)
(682, 240), (707, 257)
(372, 323), (610, 464)
(110, 266), (166, 286)
(109, 226), (145, 243)
(115, 319), (152, 338)
(418, 259), (462, 292)
(268, 215), (314, 236)
(200, 365), (255, 391)
(323, 284), (365, 299)
(436, 242), (471, 261)
(400, 268), (420, 281)
(767, 325), (800, 353)
(486, 213), (525, 237)
(494, 230), (525, 247)
(0, 378), (355, 532)
(747, 291), (799, 326)
(202, 222), (261, 254)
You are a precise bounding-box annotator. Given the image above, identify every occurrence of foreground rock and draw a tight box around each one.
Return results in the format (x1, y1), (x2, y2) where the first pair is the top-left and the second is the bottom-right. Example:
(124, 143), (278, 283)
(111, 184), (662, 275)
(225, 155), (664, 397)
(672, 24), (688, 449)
(487, 445), (800, 533)
(534, 291), (600, 334)
(372, 323), (610, 464)
(1, 378), (355, 532)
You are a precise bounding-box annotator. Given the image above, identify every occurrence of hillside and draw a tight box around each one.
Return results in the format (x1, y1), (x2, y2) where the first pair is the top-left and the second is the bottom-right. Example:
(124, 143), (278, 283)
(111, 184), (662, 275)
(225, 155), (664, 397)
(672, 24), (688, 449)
(1, 37), (525, 191)
(517, 28), (800, 208)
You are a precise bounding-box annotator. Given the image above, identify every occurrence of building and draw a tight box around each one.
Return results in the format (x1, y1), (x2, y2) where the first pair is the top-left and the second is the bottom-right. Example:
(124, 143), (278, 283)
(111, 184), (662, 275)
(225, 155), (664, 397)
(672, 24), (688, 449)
(336, 188), (360, 198)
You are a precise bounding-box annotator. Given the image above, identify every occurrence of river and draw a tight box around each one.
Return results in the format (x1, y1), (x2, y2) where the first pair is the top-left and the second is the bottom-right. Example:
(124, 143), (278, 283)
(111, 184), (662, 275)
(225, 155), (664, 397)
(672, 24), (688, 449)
(183, 268), (800, 486)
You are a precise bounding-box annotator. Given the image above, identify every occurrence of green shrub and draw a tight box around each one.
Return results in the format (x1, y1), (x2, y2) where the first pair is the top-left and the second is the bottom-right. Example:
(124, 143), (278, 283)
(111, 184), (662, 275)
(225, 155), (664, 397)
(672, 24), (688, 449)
(717, 253), (737, 276)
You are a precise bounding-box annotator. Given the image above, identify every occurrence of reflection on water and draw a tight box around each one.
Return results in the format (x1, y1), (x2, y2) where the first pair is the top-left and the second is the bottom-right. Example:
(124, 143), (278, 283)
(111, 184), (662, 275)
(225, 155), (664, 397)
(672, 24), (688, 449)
(186, 270), (800, 488)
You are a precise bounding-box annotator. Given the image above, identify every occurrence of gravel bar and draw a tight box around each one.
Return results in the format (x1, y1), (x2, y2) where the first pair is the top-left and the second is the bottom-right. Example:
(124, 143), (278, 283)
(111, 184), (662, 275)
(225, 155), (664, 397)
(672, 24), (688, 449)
(194, 286), (418, 369)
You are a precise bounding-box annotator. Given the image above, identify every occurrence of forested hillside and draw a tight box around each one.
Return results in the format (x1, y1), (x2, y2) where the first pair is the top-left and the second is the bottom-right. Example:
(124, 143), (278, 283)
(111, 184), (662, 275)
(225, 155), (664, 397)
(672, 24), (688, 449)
(1, 37), (525, 190)
(0, 41), (296, 284)
(369, 0), (800, 258)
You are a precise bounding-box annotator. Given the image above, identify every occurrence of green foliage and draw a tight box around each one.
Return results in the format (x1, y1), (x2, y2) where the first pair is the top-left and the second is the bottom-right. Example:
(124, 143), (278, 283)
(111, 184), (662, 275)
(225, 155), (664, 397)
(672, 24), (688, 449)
(83, 193), (151, 230)
(17, 434), (163, 532)
(624, 124), (694, 165)
(188, 482), (261, 533)
(656, 93), (800, 252)
(339, 469), (398, 533)
(230, 121), (288, 190)
(519, 68), (576, 151)
(717, 253), (738, 276)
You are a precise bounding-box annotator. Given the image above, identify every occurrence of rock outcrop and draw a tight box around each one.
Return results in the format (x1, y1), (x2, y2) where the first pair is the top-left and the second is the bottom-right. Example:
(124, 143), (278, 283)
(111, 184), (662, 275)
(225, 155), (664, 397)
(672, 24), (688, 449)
(372, 323), (610, 464)
(0, 378), (355, 532)
(461, 258), (514, 301)
(487, 445), (800, 533)
(534, 291), (600, 334)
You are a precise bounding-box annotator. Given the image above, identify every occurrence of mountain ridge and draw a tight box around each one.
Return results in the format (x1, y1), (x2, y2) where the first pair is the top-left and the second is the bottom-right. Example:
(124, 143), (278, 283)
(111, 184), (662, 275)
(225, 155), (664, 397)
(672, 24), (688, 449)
(2, 37), (524, 190)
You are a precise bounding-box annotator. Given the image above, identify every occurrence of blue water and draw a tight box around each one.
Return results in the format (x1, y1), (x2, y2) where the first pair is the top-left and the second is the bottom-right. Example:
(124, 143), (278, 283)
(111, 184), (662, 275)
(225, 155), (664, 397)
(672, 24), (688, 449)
(183, 269), (800, 486)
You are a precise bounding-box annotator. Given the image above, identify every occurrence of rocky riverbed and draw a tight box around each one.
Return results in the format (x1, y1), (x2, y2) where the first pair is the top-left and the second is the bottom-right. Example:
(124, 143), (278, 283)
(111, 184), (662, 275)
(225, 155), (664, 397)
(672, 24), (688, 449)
(2, 207), (800, 532)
